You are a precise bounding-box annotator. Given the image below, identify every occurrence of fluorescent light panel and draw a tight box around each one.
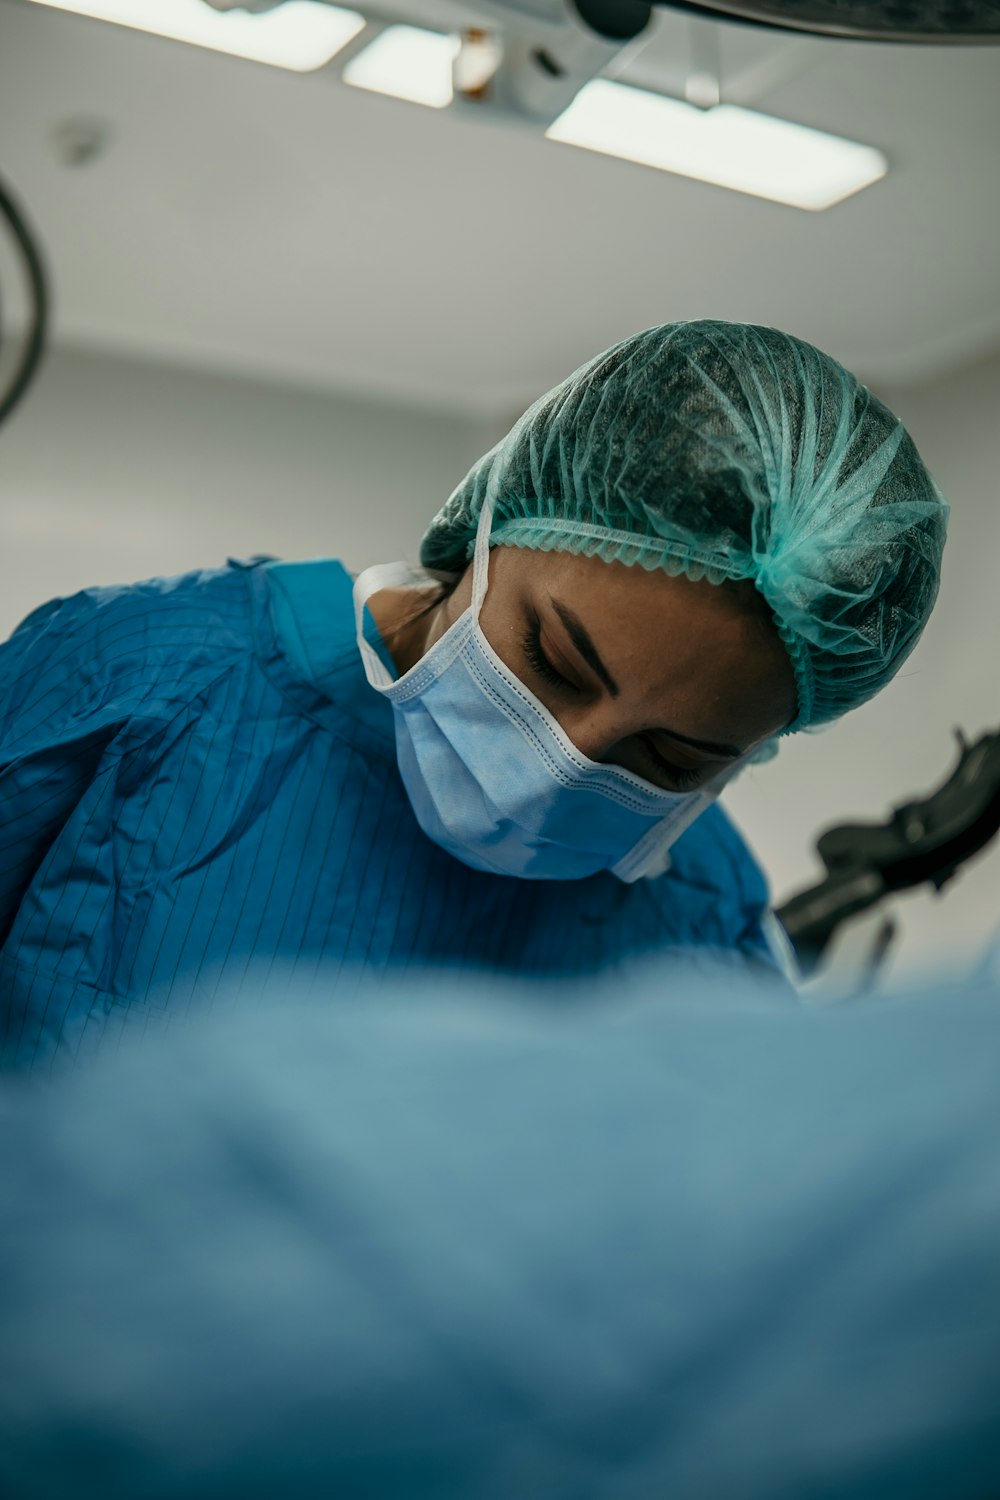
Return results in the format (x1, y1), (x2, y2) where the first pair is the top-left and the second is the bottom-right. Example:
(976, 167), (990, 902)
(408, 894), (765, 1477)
(24, 0), (365, 72)
(547, 80), (888, 211)
(342, 25), (459, 109)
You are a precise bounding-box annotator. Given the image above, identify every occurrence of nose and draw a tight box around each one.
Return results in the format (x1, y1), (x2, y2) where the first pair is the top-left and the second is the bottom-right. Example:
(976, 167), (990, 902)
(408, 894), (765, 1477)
(557, 706), (633, 765)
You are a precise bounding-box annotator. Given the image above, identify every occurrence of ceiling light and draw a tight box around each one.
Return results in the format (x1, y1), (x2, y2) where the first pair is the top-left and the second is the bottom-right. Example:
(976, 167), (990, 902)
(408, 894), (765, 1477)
(342, 25), (460, 110)
(453, 29), (502, 100)
(547, 80), (888, 212)
(23, 0), (365, 72)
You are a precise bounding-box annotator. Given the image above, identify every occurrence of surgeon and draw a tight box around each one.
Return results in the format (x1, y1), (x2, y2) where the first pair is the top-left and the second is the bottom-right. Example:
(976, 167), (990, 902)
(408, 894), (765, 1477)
(0, 322), (947, 1069)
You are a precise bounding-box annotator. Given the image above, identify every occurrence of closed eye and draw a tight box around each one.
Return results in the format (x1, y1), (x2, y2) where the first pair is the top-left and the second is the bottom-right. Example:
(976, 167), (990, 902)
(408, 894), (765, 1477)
(521, 620), (582, 695)
(523, 620), (708, 793)
(641, 736), (705, 792)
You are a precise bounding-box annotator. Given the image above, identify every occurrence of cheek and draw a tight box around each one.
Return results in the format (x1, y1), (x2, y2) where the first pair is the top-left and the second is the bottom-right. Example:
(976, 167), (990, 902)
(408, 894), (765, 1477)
(477, 606), (524, 678)
(473, 563), (527, 675)
(447, 571), (474, 623)
(434, 567), (524, 682)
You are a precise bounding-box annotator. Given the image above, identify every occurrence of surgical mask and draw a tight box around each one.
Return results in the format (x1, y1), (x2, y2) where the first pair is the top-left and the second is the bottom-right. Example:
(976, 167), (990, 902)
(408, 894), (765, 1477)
(353, 501), (732, 882)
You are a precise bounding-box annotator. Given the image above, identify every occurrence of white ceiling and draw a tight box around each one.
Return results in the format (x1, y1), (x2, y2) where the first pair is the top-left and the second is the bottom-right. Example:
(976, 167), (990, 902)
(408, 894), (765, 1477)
(0, 0), (998, 416)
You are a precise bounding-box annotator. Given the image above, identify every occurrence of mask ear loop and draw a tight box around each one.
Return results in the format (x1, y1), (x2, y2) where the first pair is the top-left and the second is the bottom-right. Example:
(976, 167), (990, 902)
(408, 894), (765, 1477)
(353, 561), (410, 689)
(469, 497), (495, 617)
(355, 498), (497, 692)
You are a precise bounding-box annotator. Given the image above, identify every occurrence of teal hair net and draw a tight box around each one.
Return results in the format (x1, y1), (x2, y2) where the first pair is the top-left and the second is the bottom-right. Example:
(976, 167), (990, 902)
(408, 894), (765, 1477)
(420, 321), (948, 732)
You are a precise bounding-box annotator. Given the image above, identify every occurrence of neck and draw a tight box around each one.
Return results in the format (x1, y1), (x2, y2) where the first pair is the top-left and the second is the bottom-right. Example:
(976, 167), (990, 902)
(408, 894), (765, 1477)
(366, 584), (451, 676)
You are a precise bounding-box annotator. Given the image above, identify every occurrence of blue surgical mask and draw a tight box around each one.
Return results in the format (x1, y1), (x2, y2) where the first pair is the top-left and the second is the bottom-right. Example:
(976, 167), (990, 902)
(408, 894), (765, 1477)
(354, 501), (732, 882)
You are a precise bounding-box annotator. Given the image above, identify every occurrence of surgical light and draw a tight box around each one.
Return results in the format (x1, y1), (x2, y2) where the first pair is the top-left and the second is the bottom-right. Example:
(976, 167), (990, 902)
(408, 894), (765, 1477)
(342, 26), (460, 110)
(21, 0), (365, 72)
(546, 80), (888, 212)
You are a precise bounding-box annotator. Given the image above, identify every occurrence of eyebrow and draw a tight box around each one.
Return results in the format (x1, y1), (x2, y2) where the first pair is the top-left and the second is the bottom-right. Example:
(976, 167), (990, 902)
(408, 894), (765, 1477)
(548, 595), (745, 760)
(550, 597), (621, 698)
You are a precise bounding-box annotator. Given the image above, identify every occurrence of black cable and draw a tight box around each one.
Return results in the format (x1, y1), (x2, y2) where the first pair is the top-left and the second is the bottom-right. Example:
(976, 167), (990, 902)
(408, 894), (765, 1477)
(0, 172), (50, 430)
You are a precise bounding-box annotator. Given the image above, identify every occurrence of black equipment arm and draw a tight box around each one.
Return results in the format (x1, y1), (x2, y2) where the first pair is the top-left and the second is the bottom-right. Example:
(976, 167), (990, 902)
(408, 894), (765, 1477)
(776, 727), (1000, 976)
(650, 0), (1000, 42)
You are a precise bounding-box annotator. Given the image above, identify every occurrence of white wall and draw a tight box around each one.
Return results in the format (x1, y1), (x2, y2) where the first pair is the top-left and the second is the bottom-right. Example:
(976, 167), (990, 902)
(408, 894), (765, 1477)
(0, 345), (497, 633)
(725, 346), (1000, 983)
(2, 340), (997, 982)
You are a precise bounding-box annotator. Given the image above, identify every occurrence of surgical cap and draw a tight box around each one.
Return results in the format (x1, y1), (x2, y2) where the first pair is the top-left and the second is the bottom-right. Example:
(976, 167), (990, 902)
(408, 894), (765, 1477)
(420, 321), (948, 732)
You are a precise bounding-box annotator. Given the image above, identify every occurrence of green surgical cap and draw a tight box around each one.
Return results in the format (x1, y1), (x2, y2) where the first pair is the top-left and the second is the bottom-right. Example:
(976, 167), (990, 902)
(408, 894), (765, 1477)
(420, 321), (948, 732)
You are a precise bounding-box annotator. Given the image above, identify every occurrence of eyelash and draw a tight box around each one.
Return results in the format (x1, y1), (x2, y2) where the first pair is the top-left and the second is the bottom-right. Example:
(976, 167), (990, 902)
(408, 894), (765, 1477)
(521, 622), (581, 696)
(521, 622), (703, 792)
(643, 742), (704, 792)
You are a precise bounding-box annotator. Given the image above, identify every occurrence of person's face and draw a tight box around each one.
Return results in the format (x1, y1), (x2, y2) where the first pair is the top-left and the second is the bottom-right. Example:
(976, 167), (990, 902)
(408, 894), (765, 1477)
(419, 545), (797, 793)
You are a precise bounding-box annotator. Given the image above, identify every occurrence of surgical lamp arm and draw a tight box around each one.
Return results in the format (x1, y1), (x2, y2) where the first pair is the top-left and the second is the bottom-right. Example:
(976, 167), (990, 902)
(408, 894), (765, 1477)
(776, 727), (1000, 976)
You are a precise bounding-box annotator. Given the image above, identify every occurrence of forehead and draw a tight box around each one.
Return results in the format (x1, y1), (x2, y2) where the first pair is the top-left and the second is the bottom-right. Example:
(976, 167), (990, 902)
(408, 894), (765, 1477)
(492, 543), (796, 741)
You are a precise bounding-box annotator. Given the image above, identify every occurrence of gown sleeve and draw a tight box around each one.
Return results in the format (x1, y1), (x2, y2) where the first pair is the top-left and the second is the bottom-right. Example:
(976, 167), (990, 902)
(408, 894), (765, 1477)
(654, 801), (786, 976)
(0, 590), (147, 947)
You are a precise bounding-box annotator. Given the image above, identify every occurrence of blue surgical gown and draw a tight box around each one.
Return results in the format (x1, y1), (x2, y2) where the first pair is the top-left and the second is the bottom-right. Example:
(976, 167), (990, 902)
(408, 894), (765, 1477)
(0, 556), (778, 1069)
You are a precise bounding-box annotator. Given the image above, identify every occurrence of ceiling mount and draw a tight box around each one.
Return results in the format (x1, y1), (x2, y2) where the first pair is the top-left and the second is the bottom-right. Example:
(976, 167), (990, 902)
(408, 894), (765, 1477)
(650, 0), (1000, 42)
